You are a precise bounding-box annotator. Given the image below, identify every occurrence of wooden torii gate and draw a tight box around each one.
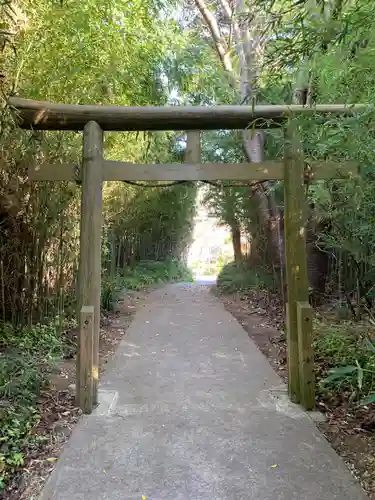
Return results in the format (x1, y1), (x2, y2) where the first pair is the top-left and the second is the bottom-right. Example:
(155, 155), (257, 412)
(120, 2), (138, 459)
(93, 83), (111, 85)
(9, 97), (362, 414)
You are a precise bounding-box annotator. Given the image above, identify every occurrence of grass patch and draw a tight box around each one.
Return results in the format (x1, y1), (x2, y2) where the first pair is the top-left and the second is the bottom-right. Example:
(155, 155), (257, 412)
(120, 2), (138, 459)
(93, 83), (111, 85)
(0, 318), (75, 488)
(217, 261), (275, 294)
(101, 259), (193, 311)
(314, 320), (375, 404)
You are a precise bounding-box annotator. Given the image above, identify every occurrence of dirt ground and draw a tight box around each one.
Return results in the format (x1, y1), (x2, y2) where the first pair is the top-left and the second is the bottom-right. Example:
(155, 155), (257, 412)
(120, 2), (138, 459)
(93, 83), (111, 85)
(217, 287), (375, 499)
(4, 289), (149, 500)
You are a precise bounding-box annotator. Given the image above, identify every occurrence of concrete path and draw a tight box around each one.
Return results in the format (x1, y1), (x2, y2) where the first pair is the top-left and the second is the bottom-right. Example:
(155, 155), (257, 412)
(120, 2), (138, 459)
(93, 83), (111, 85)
(41, 284), (368, 500)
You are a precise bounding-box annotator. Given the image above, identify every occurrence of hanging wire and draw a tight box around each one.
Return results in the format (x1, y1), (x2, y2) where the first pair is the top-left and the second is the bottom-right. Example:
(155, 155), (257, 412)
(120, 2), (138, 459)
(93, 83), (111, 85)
(74, 167), (265, 189)
(122, 180), (189, 188)
(122, 180), (266, 189)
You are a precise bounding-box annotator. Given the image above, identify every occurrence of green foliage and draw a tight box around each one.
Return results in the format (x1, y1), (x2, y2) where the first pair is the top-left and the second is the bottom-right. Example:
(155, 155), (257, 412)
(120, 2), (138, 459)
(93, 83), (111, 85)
(191, 252), (232, 277)
(0, 318), (74, 487)
(1, 1), (197, 325)
(256, 0), (375, 289)
(314, 321), (375, 403)
(101, 282), (116, 312)
(101, 260), (193, 311)
(0, 319), (74, 359)
(121, 260), (193, 286)
(192, 0), (375, 316)
(103, 183), (197, 269)
(0, 404), (39, 489)
(16, 0), (177, 107)
(200, 131), (264, 262)
(217, 261), (274, 294)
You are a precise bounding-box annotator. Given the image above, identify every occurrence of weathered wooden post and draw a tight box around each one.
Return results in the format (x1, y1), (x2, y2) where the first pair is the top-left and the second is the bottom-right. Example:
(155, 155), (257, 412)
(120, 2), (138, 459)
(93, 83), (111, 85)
(283, 116), (311, 405)
(297, 300), (315, 409)
(185, 130), (201, 163)
(78, 305), (94, 413)
(77, 121), (103, 410)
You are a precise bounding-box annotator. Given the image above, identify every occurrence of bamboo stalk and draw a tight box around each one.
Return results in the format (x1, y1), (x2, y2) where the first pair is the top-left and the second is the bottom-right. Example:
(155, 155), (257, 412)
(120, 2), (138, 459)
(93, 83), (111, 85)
(0, 259), (5, 323)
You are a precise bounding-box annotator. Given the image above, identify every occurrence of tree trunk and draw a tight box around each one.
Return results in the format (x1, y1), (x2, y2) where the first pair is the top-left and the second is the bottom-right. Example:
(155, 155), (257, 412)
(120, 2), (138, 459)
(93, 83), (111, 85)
(230, 222), (242, 263)
(193, 0), (283, 271)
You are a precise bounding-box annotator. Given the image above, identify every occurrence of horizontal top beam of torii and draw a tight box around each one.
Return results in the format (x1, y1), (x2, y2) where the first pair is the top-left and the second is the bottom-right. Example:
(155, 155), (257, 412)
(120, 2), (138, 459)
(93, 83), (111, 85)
(8, 97), (369, 131)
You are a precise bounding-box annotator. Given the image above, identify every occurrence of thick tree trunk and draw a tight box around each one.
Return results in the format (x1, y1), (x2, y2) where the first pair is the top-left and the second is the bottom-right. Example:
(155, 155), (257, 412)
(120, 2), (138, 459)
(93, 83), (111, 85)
(193, 0), (283, 272)
(194, 0), (235, 83)
(230, 222), (242, 263)
(234, 0), (283, 270)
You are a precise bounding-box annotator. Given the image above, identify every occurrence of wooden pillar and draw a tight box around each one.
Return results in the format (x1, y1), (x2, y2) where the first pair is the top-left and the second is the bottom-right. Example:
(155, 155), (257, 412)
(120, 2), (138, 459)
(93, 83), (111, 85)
(283, 118), (309, 404)
(78, 305), (94, 413)
(185, 130), (201, 163)
(297, 301), (315, 409)
(77, 121), (103, 409)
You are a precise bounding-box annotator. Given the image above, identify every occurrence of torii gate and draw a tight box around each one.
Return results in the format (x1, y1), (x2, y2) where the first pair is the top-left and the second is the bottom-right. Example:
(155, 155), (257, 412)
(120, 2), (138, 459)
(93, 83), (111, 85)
(9, 97), (362, 414)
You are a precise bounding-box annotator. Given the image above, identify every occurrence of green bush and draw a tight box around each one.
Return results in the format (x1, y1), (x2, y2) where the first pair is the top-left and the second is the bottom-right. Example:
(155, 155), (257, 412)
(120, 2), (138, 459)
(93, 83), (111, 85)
(125, 260), (193, 284)
(101, 260), (193, 311)
(191, 253), (233, 277)
(101, 280), (117, 312)
(217, 261), (274, 294)
(0, 319), (74, 488)
(314, 320), (375, 404)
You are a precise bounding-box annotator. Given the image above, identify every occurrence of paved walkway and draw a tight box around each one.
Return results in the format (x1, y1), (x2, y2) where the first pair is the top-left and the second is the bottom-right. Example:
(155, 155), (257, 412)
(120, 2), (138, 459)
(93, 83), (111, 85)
(41, 284), (368, 500)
